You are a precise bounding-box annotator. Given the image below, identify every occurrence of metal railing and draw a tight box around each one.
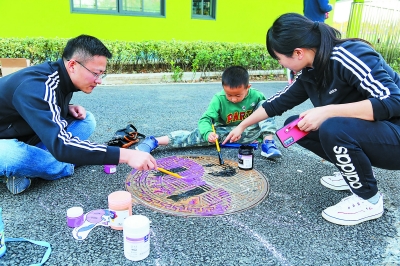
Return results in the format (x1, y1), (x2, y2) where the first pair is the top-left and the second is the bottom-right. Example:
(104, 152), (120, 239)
(336, 0), (400, 64)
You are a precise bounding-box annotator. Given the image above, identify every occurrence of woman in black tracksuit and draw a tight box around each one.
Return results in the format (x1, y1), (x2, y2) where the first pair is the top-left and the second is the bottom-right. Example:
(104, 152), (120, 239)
(223, 13), (400, 226)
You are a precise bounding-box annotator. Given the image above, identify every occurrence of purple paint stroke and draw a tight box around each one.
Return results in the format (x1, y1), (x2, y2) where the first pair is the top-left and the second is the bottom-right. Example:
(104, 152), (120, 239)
(161, 156), (205, 187)
(198, 187), (232, 215)
(126, 155), (234, 216)
(152, 176), (163, 186)
(188, 198), (198, 205)
(129, 156), (206, 193)
(149, 156), (206, 194)
(200, 203), (226, 216)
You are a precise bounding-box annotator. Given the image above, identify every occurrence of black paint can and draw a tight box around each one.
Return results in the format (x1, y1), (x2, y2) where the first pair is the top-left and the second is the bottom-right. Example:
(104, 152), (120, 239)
(238, 145), (254, 170)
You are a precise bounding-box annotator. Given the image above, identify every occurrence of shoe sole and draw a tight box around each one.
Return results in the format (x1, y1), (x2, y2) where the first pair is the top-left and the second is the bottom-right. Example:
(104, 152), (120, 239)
(260, 151), (282, 159)
(321, 209), (384, 226)
(6, 177), (31, 194)
(320, 177), (350, 191)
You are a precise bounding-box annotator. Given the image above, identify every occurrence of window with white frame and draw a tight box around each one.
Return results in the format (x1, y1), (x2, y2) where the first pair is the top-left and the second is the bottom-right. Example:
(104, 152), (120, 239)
(71, 0), (165, 17)
(192, 0), (216, 19)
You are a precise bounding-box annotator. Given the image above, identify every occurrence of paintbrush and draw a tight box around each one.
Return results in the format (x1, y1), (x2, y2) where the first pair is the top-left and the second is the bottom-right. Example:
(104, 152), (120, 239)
(211, 124), (224, 165)
(157, 167), (182, 179)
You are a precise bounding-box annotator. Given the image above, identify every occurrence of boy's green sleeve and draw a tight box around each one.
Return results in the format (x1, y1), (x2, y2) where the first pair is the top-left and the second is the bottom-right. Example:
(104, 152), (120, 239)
(198, 95), (221, 141)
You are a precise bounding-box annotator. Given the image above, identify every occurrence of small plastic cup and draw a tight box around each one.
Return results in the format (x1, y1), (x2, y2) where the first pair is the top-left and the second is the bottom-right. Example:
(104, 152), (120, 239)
(104, 165), (117, 174)
(67, 207), (84, 228)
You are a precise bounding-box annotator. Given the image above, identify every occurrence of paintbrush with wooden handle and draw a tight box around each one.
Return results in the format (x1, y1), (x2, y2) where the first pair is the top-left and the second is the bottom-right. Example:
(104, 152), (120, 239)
(211, 123), (224, 165)
(157, 167), (182, 178)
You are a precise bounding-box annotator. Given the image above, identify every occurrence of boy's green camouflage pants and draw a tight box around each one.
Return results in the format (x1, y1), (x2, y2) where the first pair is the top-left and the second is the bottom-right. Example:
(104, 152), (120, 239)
(167, 117), (277, 148)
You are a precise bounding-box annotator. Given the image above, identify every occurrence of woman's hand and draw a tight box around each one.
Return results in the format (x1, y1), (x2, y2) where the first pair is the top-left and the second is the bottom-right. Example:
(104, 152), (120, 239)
(222, 124), (245, 144)
(298, 106), (333, 131)
(299, 101), (374, 131)
(222, 107), (270, 144)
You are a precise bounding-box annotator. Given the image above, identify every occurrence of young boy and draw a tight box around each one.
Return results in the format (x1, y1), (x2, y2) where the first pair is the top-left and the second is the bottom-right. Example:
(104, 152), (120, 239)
(137, 66), (282, 159)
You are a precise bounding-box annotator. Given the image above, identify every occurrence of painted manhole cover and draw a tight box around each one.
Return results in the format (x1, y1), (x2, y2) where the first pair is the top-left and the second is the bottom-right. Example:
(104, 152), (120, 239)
(125, 155), (270, 217)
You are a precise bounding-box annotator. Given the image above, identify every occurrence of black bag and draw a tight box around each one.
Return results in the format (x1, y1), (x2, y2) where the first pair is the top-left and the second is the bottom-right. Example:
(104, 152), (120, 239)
(106, 124), (145, 148)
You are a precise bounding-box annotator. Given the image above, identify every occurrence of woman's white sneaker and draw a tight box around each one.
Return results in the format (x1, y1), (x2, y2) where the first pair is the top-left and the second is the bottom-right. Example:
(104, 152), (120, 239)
(321, 193), (384, 225)
(320, 172), (350, 191)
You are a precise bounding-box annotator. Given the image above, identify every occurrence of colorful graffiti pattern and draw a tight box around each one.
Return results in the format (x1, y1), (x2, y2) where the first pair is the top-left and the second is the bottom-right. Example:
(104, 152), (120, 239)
(125, 155), (269, 217)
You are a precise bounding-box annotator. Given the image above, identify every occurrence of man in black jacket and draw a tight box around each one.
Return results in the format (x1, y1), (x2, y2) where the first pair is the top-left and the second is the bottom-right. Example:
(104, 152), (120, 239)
(0, 34), (157, 194)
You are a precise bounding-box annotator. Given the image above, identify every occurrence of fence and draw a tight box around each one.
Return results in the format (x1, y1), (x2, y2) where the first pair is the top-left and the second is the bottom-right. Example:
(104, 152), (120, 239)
(358, 1), (400, 62)
(335, 0), (400, 63)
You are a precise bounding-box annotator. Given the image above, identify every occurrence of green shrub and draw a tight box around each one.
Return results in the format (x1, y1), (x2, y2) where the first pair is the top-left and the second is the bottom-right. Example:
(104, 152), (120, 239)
(0, 37), (398, 74)
(390, 58), (400, 73)
(0, 37), (65, 65)
(0, 37), (285, 74)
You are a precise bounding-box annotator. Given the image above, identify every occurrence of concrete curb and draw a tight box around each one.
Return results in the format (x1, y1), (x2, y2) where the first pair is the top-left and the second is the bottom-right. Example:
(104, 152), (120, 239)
(101, 70), (285, 85)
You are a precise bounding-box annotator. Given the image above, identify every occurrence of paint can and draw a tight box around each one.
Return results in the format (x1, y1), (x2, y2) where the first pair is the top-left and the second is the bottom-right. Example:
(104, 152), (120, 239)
(66, 207), (84, 228)
(123, 215), (151, 261)
(108, 191), (132, 230)
(238, 145), (254, 170)
(104, 165), (117, 174)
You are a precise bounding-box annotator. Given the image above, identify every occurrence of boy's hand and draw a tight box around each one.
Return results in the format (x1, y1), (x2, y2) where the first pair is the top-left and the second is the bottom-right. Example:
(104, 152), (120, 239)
(208, 132), (218, 143)
(222, 126), (244, 144)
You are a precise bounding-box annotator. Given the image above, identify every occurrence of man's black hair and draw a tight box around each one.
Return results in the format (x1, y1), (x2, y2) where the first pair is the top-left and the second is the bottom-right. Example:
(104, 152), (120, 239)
(62, 34), (112, 62)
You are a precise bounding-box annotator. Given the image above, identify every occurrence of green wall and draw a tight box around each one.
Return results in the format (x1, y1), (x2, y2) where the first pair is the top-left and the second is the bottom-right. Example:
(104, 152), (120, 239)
(0, 1), (335, 44)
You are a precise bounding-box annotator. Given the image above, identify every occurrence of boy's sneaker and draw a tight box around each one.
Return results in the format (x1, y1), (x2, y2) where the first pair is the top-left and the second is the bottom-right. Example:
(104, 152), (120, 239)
(320, 172), (350, 191)
(261, 140), (282, 159)
(135, 136), (158, 153)
(322, 193), (384, 226)
(5, 176), (31, 194)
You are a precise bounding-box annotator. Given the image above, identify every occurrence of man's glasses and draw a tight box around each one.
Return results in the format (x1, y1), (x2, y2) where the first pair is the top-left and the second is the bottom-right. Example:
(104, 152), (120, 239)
(73, 60), (107, 80)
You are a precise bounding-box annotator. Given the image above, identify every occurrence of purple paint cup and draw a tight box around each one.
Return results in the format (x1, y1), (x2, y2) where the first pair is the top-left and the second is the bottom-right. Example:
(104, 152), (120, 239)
(66, 207), (84, 228)
(104, 165), (117, 174)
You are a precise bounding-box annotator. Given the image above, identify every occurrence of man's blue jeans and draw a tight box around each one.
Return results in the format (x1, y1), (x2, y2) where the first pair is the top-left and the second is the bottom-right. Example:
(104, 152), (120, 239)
(0, 112), (96, 180)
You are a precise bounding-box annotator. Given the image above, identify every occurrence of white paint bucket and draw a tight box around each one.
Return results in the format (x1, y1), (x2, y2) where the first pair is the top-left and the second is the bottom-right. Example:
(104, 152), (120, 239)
(123, 215), (150, 261)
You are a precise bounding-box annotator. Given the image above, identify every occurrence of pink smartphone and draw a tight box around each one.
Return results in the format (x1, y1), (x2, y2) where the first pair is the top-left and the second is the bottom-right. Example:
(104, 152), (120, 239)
(276, 118), (309, 148)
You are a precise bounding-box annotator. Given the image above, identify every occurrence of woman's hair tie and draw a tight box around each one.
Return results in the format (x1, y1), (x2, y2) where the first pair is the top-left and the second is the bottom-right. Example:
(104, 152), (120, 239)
(313, 21), (319, 30)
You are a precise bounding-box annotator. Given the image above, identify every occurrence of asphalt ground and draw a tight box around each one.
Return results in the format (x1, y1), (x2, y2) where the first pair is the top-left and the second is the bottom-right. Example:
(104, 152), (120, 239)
(0, 82), (399, 266)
